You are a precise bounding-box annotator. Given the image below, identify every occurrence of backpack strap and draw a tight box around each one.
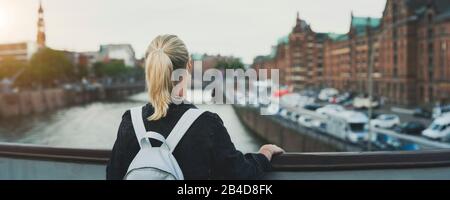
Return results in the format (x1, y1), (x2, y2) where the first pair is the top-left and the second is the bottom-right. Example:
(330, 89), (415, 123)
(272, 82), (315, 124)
(130, 106), (167, 148)
(165, 109), (205, 153)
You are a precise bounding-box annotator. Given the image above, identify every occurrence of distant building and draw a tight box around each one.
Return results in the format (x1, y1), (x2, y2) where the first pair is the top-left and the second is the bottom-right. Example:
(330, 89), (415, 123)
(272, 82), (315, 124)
(252, 53), (276, 80)
(0, 1), (44, 64)
(323, 14), (380, 96)
(98, 44), (136, 67)
(0, 42), (39, 63)
(251, 13), (327, 90)
(61, 50), (89, 67)
(400, 0), (450, 105)
(324, 0), (450, 106)
(288, 13), (327, 90)
(190, 53), (240, 71)
(36, 0), (46, 49)
(84, 51), (101, 66)
(61, 44), (137, 75)
(253, 0), (450, 106)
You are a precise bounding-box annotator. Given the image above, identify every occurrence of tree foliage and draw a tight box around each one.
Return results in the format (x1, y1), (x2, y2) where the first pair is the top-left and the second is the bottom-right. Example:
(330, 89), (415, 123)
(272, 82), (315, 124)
(93, 60), (141, 78)
(0, 57), (28, 79)
(28, 48), (74, 86)
(214, 58), (244, 70)
(1, 48), (144, 88)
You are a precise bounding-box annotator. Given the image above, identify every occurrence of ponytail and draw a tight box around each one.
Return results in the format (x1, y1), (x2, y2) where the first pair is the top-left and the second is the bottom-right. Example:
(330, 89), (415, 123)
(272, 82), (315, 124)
(145, 35), (189, 121)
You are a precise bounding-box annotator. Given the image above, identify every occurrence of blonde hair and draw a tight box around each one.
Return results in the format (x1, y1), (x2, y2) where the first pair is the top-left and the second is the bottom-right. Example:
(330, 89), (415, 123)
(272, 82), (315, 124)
(145, 35), (189, 121)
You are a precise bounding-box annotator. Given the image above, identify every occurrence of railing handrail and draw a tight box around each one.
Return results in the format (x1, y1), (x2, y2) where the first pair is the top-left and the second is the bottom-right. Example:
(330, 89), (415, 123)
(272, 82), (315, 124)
(271, 150), (450, 171)
(1, 142), (450, 171)
(0, 142), (110, 164)
(275, 105), (450, 149)
(372, 127), (450, 149)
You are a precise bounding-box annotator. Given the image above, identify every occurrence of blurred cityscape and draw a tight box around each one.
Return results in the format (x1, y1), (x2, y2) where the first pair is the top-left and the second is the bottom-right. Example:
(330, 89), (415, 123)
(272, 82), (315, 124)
(244, 0), (450, 152)
(0, 0), (450, 180)
(0, 0), (449, 152)
(252, 0), (449, 107)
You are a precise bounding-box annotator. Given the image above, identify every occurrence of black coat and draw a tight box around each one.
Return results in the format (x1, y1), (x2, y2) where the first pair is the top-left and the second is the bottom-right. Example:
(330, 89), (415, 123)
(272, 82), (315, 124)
(106, 103), (271, 180)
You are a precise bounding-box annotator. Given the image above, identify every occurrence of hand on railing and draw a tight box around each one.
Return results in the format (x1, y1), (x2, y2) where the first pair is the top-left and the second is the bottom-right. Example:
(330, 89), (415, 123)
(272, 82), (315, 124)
(259, 144), (285, 161)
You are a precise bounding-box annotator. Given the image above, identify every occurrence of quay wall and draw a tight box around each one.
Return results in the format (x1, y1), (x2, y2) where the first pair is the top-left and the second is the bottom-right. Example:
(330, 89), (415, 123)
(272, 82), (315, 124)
(0, 84), (144, 118)
(233, 105), (363, 152)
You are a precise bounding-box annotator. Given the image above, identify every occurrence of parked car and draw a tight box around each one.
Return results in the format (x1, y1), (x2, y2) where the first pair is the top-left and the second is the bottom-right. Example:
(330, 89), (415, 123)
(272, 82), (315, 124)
(361, 110), (380, 119)
(280, 93), (302, 108)
(413, 107), (432, 119)
(370, 114), (401, 129)
(265, 103), (280, 115)
(328, 92), (352, 104)
(318, 88), (338, 101)
(303, 104), (322, 111)
(280, 109), (290, 119)
(298, 116), (321, 129)
(333, 92), (352, 104)
(324, 110), (368, 143)
(353, 96), (379, 109)
(422, 114), (450, 142)
(316, 104), (345, 116)
(290, 112), (300, 122)
(393, 121), (426, 135)
(433, 105), (450, 119)
(299, 89), (318, 98)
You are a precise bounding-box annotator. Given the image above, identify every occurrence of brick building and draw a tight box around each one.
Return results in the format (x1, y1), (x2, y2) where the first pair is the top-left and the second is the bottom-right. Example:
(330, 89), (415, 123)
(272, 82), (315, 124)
(371, 0), (450, 106)
(323, 14), (380, 95)
(252, 13), (326, 90)
(289, 13), (327, 90)
(253, 0), (450, 106)
(411, 0), (450, 105)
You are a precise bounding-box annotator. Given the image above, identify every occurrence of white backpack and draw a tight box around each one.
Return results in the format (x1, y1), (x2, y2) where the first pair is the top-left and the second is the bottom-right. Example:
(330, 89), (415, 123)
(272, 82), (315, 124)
(124, 106), (204, 180)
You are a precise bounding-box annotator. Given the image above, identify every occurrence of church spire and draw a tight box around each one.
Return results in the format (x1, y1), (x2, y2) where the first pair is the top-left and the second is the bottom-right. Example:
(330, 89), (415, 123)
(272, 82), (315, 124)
(293, 11), (303, 33)
(37, 0), (46, 48)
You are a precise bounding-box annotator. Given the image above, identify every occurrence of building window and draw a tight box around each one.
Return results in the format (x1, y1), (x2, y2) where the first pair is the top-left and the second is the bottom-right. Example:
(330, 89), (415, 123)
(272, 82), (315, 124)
(393, 3), (398, 20)
(441, 42), (446, 80)
(427, 13), (433, 23)
(420, 86), (424, 98)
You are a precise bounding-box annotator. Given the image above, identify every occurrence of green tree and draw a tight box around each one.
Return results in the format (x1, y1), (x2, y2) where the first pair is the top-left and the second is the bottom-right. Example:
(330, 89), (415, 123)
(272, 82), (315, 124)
(93, 60), (129, 78)
(0, 56), (28, 79)
(229, 59), (244, 69)
(214, 58), (244, 70)
(28, 48), (74, 86)
(74, 63), (89, 79)
(215, 59), (229, 69)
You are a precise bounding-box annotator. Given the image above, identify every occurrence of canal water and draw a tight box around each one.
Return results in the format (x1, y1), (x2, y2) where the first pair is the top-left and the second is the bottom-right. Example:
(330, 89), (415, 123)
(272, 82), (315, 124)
(0, 92), (262, 153)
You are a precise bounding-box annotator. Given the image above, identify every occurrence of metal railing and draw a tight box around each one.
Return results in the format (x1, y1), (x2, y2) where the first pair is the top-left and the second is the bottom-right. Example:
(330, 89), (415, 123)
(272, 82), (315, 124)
(278, 105), (450, 150)
(0, 142), (110, 164)
(1, 141), (449, 170)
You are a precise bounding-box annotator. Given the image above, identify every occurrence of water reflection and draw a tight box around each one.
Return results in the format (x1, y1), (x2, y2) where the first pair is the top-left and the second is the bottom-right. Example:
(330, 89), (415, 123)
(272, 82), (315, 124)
(0, 92), (262, 153)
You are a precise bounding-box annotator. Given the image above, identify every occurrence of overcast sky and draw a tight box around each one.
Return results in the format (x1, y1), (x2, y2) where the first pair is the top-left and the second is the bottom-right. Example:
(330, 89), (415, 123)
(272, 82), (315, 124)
(0, 0), (386, 63)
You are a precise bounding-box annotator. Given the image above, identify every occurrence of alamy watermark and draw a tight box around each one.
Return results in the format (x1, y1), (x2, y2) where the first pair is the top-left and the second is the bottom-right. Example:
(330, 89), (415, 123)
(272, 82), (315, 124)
(170, 60), (280, 115)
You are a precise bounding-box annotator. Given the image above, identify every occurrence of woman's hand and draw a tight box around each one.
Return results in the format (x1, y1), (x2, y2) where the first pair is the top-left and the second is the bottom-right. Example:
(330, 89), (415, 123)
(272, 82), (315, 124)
(259, 144), (285, 161)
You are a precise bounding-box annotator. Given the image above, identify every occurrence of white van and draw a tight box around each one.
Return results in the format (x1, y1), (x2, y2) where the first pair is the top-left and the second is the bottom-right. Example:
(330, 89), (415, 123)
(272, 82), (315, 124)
(422, 114), (450, 142)
(353, 97), (379, 109)
(432, 105), (450, 119)
(316, 104), (345, 116)
(318, 88), (338, 101)
(325, 110), (369, 143)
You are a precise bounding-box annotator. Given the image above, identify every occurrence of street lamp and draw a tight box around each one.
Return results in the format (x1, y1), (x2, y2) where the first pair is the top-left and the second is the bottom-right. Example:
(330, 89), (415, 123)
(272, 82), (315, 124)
(367, 15), (418, 151)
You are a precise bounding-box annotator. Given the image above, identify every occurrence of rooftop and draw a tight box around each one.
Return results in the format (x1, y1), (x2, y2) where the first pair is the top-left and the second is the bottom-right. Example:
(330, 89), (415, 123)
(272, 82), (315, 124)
(326, 33), (348, 42)
(277, 35), (290, 45)
(351, 16), (381, 36)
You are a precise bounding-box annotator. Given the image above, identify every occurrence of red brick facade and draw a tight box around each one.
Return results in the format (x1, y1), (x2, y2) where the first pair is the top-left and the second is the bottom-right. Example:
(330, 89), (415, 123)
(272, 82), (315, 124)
(253, 0), (450, 106)
(252, 13), (325, 90)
